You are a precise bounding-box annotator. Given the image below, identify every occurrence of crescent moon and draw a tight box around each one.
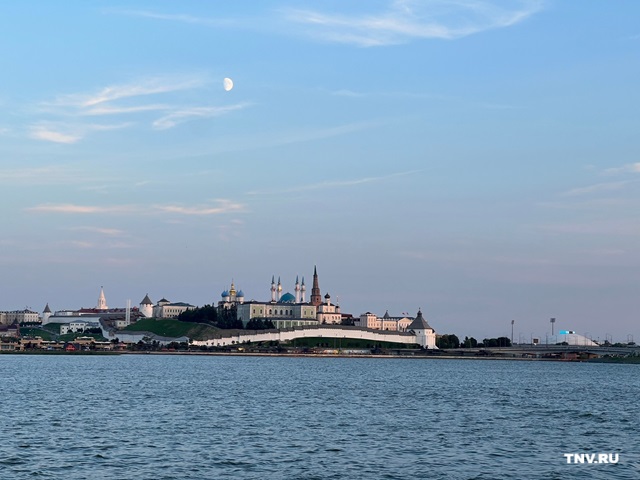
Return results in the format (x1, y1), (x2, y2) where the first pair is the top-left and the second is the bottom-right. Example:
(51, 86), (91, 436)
(223, 78), (234, 91)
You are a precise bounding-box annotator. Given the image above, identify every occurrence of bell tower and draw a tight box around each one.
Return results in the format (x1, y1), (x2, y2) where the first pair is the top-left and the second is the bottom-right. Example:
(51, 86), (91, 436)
(310, 266), (322, 307)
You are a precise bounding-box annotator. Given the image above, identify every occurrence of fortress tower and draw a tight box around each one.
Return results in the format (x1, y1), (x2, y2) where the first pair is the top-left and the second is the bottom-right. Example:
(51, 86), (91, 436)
(310, 266), (322, 307)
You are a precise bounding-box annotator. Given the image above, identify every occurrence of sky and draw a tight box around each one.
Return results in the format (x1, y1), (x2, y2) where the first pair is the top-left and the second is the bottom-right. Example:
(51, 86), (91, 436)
(1, 1), (639, 342)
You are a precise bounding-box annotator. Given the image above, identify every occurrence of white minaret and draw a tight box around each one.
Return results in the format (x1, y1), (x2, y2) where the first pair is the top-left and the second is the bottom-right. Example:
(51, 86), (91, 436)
(97, 286), (108, 310)
(270, 276), (276, 302)
(301, 277), (306, 303)
(294, 276), (301, 303)
(140, 294), (153, 318)
(277, 276), (283, 301)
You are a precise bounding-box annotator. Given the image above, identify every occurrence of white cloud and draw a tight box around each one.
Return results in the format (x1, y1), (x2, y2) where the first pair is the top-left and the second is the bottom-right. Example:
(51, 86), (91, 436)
(247, 169), (423, 195)
(28, 122), (131, 144)
(154, 199), (245, 215)
(29, 126), (81, 144)
(603, 162), (640, 175)
(152, 103), (250, 130)
(70, 227), (125, 236)
(561, 180), (631, 197)
(283, 0), (543, 47)
(51, 76), (205, 108)
(26, 199), (245, 216)
(106, 9), (237, 28)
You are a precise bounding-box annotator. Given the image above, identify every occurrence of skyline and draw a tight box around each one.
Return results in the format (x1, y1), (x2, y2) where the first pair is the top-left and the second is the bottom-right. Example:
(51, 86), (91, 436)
(1, 1), (639, 340)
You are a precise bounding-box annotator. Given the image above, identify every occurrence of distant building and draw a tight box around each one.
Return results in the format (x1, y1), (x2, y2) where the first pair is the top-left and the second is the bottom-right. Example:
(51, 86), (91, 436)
(0, 309), (40, 324)
(316, 293), (341, 324)
(225, 271), (319, 328)
(153, 298), (196, 319)
(355, 310), (427, 333)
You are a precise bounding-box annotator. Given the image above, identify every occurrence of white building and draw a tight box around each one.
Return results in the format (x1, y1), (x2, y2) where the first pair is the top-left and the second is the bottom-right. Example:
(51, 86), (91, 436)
(224, 275), (318, 328)
(355, 311), (413, 331)
(0, 309), (40, 324)
(316, 293), (341, 324)
(153, 298), (196, 319)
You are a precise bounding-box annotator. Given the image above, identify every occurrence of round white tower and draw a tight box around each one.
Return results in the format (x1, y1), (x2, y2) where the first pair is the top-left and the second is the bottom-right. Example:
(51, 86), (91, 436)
(42, 303), (52, 324)
(140, 294), (153, 318)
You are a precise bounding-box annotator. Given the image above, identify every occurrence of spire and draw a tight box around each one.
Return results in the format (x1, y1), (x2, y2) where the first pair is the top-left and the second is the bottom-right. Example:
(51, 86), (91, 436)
(97, 286), (108, 310)
(310, 266), (322, 306)
(295, 275), (301, 303)
(277, 276), (283, 301)
(43, 303), (51, 313)
(300, 277), (306, 303)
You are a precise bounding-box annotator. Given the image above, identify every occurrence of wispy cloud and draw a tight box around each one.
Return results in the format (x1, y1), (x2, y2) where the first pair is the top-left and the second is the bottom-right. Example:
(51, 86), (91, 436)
(26, 199), (245, 216)
(28, 122), (131, 144)
(70, 227), (125, 236)
(26, 204), (136, 214)
(603, 162), (640, 175)
(283, 0), (543, 47)
(154, 199), (245, 215)
(247, 169), (423, 195)
(29, 126), (81, 144)
(152, 103), (250, 130)
(561, 180), (632, 197)
(30, 75), (246, 142)
(106, 9), (237, 28)
(0, 165), (116, 186)
(49, 76), (205, 108)
(537, 220), (640, 236)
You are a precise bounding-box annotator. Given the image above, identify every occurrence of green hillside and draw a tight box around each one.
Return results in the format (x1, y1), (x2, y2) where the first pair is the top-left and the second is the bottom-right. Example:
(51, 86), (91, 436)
(124, 318), (221, 341)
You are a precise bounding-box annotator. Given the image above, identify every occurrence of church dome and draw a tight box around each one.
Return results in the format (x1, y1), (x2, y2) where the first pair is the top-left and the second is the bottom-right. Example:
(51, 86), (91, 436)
(221, 290), (230, 298)
(237, 290), (245, 297)
(280, 292), (296, 303)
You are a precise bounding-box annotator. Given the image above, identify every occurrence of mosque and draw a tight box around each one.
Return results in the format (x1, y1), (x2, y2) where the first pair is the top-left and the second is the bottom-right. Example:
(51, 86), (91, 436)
(218, 267), (341, 329)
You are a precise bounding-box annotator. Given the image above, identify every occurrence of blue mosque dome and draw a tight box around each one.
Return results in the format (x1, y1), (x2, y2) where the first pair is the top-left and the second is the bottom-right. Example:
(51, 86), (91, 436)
(279, 292), (296, 303)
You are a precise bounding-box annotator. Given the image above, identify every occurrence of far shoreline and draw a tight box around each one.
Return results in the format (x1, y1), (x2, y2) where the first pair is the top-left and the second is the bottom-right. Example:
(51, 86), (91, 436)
(5, 349), (636, 363)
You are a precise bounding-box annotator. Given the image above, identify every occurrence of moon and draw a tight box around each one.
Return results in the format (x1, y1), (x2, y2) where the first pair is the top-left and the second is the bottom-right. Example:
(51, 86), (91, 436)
(223, 77), (234, 92)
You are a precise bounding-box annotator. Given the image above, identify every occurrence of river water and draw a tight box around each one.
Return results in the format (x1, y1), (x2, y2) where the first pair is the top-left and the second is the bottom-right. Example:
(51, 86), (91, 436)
(0, 354), (638, 479)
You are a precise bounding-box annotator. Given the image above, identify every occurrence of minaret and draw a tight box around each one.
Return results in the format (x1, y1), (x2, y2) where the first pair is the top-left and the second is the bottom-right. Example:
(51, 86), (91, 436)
(270, 276), (276, 302)
(310, 266), (322, 307)
(277, 276), (283, 301)
(301, 277), (306, 303)
(294, 276), (301, 303)
(97, 286), (108, 310)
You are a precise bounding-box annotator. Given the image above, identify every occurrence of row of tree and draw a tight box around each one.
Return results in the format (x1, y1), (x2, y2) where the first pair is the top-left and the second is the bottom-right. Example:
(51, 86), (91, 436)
(436, 334), (512, 349)
(177, 305), (273, 330)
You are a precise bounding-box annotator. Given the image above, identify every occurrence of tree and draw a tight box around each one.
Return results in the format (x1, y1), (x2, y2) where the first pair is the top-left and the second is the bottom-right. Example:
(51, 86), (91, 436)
(436, 334), (460, 349)
(462, 336), (478, 348)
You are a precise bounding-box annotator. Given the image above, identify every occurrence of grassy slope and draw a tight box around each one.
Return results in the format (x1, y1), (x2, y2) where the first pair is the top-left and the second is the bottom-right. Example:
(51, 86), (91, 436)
(124, 318), (220, 341)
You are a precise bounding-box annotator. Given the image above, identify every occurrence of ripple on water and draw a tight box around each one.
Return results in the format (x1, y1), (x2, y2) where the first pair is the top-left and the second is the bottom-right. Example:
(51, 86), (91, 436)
(0, 356), (638, 479)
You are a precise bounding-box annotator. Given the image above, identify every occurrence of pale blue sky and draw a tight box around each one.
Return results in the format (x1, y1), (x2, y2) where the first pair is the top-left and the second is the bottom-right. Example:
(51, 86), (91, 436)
(1, 1), (639, 342)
